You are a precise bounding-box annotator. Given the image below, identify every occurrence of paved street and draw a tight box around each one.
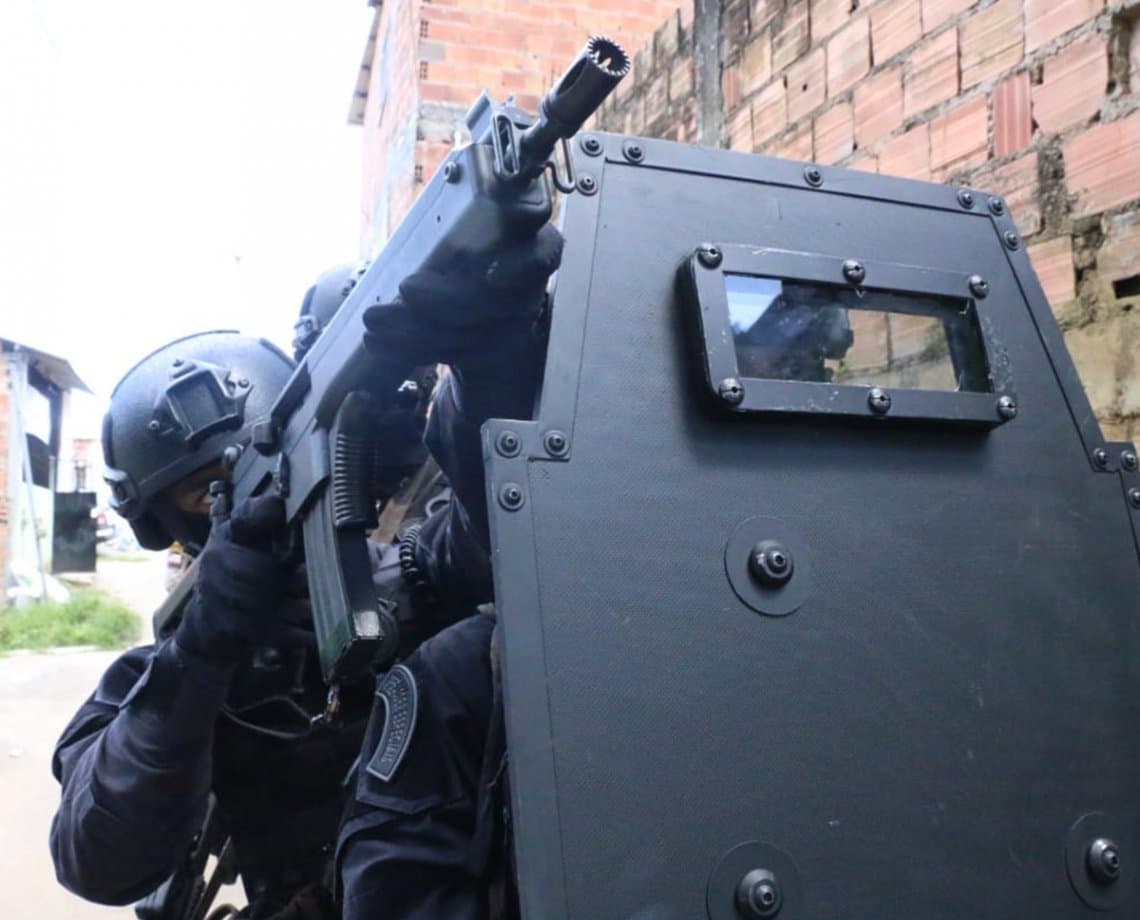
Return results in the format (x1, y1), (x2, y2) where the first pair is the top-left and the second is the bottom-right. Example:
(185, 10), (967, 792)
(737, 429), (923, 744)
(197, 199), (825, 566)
(1, 554), (164, 917)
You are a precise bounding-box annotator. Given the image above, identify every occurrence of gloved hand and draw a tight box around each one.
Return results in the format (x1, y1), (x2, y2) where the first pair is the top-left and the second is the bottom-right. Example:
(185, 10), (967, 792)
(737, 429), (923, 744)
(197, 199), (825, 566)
(175, 493), (299, 666)
(361, 224), (564, 368)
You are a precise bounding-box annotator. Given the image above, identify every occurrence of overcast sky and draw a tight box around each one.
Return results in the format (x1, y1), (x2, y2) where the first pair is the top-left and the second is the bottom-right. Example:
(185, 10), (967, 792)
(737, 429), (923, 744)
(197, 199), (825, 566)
(1, 0), (374, 433)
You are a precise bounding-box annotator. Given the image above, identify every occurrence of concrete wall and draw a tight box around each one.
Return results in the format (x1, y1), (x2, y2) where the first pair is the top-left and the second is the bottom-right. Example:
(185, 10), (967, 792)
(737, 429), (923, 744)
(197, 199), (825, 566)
(595, 0), (1140, 442)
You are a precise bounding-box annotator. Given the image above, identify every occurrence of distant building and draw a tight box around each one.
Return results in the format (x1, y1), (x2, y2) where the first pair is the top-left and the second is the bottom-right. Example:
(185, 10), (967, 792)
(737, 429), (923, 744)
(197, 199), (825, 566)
(349, 0), (682, 253)
(0, 336), (92, 594)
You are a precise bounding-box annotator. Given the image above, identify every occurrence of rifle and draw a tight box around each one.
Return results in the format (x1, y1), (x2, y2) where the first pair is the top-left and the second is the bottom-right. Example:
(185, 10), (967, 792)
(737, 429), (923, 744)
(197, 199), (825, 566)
(214, 36), (629, 691)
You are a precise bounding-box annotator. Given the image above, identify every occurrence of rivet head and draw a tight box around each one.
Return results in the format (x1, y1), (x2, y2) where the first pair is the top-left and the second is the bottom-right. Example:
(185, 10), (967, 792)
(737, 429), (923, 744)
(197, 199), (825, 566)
(622, 140), (644, 162)
(1094, 448), (1109, 468)
(843, 260), (866, 285)
(443, 161), (462, 183)
(543, 430), (569, 457)
(868, 387), (891, 414)
(957, 189), (976, 209)
(1087, 838), (1122, 884)
(736, 869), (783, 919)
(698, 244), (723, 268)
(989, 197), (1006, 215)
(804, 166), (823, 187)
(496, 430), (521, 458)
(498, 483), (525, 510)
(577, 174), (598, 195)
(1122, 450), (1138, 471)
(1129, 488), (1140, 509)
(997, 395), (1018, 420)
(718, 377), (744, 406)
(969, 275), (990, 298)
(1004, 230), (1021, 250)
(749, 541), (795, 588)
(147, 419), (161, 432)
(580, 135), (602, 156)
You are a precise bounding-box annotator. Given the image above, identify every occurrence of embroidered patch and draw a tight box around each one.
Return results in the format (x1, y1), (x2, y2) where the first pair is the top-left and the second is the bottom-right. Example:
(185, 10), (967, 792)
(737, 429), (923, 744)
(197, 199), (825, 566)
(366, 664), (418, 782)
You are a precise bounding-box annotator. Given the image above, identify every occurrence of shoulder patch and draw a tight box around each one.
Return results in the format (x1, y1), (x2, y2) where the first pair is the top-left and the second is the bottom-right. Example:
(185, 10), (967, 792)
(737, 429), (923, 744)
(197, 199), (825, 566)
(366, 664), (418, 783)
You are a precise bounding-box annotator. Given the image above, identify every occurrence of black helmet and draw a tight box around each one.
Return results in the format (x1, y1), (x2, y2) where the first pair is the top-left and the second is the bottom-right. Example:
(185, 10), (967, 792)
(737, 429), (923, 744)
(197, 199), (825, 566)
(292, 262), (367, 361)
(102, 331), (295, 551)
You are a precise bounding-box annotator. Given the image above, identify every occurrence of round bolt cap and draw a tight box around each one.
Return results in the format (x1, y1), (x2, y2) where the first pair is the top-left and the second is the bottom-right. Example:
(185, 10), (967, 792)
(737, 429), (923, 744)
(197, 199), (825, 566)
(718, 377), (744, 405)
(989, 197), (1006, 215)
(1094, 448), (1109, 468)
(498, 483), (525, 510)
(868, 387), (892, 415)
(698, 244), (723, 268)
(496, 430), (521, 457)
(843, 260), (866, 285)
(736, 869), (783, 919)
(543, 429), (569, 457)
(1087, 838), (1122, 884)
(997, 395), (1018, 420)
(622, 140), (645, 162)
(749, 541), (795, 587)
(969, 275), (990, 298)
(577, 174), (598, 195)
(1122, 450), (1138, 471)
(957, 189), (975, 209)
(804, 166), (823, 187)
(1004, 230), (1021, 250)
(581, 135), (602, 156)
(1128, 488), (1140, 509)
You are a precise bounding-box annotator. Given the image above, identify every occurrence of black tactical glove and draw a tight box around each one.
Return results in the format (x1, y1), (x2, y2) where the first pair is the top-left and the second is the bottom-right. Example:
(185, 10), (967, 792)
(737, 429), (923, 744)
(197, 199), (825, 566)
(361, 224), (564, 368)
(175, 493), (298, 666)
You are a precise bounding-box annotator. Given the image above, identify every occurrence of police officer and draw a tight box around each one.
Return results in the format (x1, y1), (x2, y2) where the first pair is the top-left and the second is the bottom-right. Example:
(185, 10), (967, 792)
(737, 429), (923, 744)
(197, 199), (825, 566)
(50, 331), (375, 920)
(337, 225), (564, 919)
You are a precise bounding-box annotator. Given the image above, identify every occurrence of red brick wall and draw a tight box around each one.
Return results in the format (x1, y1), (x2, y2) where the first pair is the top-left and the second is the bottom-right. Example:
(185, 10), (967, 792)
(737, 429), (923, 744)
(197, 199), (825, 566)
(361, 0), (683, 253)
(595, 0), (1140, 442)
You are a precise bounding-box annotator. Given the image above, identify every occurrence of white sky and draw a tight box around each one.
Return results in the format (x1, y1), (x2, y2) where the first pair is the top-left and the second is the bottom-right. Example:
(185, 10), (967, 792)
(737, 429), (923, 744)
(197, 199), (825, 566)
(0, 0), (374, 435)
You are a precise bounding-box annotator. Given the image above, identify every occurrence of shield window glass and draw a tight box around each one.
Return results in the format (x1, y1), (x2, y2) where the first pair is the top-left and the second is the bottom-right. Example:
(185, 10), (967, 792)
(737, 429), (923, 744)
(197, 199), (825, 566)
(724, 275), (991, 393)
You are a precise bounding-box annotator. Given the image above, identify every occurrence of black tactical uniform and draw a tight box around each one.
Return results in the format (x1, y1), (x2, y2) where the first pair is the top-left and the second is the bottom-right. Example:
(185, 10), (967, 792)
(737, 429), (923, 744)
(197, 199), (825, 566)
(336, 226), (564, 919)
(50, 330), (383, 920)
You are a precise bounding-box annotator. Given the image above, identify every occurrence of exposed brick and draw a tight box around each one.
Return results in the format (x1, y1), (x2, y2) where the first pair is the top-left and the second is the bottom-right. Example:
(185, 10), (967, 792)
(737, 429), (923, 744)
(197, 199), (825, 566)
(810, 0), (852, 44)
(921, 0), (975, 34)
(722, 64), (741, 110)
(977, 151), (1042, 238)
(871, 0), (923, 66)
(904, 29), (958, 118)
(993, 72), (1032, 157)
(1025, 0), (1104, 54)
(878, 123), (931, 180)
(1028, 236), (1077, 311)
(854, 65), (903, 151)
(768, 121), (814, 160)
(959, 0), (1023, 89)
(751, 0), (778, 33)
(772, 1), (811, 72)
(644, 70), (671, 126)
(847, 150), (880, 172)
(670, 56), (695, 102)
(1064, 110), (1140, 216)
(1099, 211), (1140, 283)
(727, 104), (754, 151)
(814, 101), (854, 163)
(786, 47), (827, 123)
(827, 17), (870, 98)
(1131, 14), (1140, 89)
(1032, 33), (1106, 136)
(752, 79), (788, 145)
(739, 31), (773, 97)
(930, 94), (989, 177)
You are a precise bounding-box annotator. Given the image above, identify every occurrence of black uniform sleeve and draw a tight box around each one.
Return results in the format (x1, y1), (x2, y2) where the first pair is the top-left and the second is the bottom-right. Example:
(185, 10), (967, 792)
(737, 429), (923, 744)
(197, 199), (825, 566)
(50, 639), (233, 905)
(413, 333), (544, 609)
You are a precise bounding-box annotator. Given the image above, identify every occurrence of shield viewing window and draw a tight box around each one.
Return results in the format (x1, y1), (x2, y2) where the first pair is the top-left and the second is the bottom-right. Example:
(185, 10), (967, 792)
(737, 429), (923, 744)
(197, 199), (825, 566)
(681, 245), (1012, 427)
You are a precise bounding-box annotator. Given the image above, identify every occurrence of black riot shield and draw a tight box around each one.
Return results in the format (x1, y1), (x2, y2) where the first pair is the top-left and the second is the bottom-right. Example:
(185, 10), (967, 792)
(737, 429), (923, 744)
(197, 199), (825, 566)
(484, 135), (1140, 919)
